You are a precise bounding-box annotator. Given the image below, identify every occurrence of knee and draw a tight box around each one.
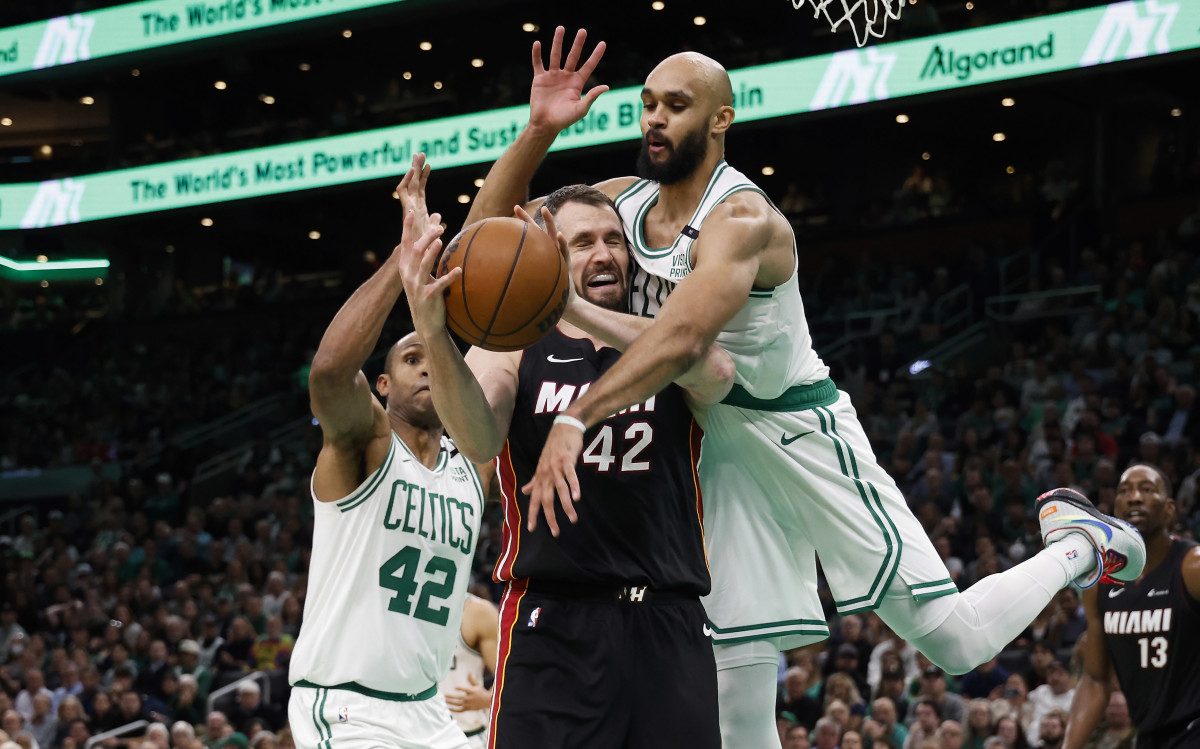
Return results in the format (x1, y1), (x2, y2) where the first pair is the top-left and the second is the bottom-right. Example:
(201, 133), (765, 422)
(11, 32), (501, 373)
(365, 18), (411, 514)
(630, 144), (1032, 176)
(921, 649), (976, 676)
(908, 625), (1001, 676)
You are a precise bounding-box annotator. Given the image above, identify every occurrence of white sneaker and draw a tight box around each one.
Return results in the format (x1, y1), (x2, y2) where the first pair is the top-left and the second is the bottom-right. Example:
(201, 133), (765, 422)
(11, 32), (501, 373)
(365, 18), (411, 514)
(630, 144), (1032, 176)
(1036, 487), (1146, 588)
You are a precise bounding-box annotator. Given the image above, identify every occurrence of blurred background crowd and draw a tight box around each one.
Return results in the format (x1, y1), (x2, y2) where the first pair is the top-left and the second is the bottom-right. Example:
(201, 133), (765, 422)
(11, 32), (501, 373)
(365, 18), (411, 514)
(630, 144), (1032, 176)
(3, 0), (1199, 747)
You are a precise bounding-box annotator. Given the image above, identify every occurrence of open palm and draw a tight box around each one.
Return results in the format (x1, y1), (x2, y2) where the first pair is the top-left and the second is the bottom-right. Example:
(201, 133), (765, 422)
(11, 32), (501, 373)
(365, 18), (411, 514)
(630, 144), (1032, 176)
(529, 26), (609, 133)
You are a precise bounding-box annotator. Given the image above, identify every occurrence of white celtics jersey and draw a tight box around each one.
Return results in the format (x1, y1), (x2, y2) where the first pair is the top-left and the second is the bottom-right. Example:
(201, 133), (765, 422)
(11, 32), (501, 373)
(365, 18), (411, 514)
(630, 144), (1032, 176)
(290, 432), (486, 697)
(615, 161), (829, 400)
(437, 598), (488, 736)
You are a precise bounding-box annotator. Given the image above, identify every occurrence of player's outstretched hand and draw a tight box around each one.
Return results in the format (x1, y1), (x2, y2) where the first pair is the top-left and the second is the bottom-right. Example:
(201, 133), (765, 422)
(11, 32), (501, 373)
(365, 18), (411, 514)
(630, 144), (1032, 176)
(522, 420), (583, 537)
(515, 204), (580, 315)
(395, 153), (432, 234)
(397, 210), (453, 336)
(444, 672), (490, 713)
(529, 26), (609, 134)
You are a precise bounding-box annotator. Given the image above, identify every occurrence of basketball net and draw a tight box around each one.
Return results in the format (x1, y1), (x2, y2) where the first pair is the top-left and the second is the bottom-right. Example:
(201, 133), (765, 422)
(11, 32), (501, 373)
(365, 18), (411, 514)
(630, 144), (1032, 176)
(791, 0), (903, 47)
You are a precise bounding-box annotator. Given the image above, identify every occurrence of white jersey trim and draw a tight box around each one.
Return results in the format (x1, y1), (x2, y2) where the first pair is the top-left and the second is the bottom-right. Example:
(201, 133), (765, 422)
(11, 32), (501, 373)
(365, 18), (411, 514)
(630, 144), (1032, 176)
(306, 433), (399, 512)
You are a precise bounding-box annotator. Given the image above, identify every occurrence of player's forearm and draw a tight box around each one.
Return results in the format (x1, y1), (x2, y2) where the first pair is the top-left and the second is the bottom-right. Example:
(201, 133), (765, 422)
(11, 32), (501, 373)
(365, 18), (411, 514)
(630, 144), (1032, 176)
(1062, 674), (1110, 749)
(565, 301), (733, 404)
(464, 124), (558, 224)
(419, 328), (505, 462)
(565, 318), (707, 427)
(310, 252), (404, 383)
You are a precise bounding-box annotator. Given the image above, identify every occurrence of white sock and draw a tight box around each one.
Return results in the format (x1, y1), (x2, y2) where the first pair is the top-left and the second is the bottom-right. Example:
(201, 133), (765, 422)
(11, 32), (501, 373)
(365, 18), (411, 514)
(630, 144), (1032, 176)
(1046, 531), (1100, 581)
(879, 544), (1091, 674)
(716, 661), (782, 749)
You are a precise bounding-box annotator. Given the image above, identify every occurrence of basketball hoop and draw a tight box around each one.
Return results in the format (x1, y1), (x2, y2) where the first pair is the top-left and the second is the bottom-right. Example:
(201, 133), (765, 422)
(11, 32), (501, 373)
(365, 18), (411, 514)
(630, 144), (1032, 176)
(791, 0), (903, 47)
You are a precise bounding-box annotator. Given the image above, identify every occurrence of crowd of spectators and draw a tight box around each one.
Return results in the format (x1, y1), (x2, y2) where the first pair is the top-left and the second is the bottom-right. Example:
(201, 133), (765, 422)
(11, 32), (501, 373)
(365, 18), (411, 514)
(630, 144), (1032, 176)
(0, 490), (308, 749)
(773, 623), (1137, 749)
(6, 219), (1197, 749)
(4, 5), (1200, 743)
(0, 305), (323, 474)
(3, 175), (1200, 749)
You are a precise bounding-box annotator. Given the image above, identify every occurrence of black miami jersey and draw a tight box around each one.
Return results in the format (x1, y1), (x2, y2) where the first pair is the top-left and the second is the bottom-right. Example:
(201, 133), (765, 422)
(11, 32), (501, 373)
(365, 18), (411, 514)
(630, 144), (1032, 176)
(1097, 538), (1200, 738)
(491, 328), (710, 595)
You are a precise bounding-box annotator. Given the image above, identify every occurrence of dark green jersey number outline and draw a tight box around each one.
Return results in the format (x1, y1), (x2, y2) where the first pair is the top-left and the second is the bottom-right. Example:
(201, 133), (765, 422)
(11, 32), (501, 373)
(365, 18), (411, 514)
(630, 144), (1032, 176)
(379, 545), (457, 626)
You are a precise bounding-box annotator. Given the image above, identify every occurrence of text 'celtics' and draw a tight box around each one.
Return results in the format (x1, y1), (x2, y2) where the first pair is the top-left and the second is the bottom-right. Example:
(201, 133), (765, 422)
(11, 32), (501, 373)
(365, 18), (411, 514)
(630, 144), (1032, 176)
(382, 479), (475, 555)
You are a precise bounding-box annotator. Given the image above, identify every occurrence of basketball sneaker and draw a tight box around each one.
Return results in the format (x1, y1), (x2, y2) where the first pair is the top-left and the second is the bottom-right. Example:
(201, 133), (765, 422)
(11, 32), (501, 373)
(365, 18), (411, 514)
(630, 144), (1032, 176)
(1037, 487), (1146, 588)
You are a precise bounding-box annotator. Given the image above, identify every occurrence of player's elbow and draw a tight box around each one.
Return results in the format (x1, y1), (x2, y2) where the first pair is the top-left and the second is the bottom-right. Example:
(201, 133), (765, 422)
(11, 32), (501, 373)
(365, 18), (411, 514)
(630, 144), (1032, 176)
(454, 437), (502, 466)
(666, 322), (711, 372)
(682, 352), (736, 406)
(309, 353), (350, 388)
(439, 412), (505, 464)
(712, 350), (736, 389)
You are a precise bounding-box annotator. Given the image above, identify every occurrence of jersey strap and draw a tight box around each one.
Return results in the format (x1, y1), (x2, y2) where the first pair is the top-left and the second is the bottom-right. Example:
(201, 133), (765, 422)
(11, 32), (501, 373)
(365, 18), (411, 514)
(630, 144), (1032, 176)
(458, 632), (482, 658)
(721, 377), (838, 411)
(334, 436), (399, 512)
(293, 679), (437, 702)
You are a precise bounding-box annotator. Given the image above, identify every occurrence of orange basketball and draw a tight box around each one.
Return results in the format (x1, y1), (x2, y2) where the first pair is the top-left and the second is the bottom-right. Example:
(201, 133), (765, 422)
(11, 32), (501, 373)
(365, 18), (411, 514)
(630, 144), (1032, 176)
(437, 217), (570, 352)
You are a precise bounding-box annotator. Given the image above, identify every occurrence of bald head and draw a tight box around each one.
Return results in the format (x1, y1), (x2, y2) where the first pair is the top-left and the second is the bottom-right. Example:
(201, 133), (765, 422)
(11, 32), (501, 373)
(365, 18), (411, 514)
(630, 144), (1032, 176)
(638, 53), (735, 182)
(384, 331), (421, 375)
(648, 52), (733, 109)
(1122, 462), (1172, 497)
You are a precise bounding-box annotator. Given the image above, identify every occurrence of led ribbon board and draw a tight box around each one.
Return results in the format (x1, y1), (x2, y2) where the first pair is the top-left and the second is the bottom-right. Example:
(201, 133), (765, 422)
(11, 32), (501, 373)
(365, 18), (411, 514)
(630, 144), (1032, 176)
(1, 0), (1196, 230)
(0, 0), (411, 78)
(0, 254), (109, 281)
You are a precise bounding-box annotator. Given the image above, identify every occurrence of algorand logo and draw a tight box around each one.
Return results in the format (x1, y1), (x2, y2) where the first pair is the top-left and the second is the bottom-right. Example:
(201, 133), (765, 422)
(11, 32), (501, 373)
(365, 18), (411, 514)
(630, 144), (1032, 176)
(21, 179), (86, 229)
(921, 33), (1055, 81)
(33, 14), (94, 70)
(1081, 0), (1178, 67)
(810, 48), (897, 111)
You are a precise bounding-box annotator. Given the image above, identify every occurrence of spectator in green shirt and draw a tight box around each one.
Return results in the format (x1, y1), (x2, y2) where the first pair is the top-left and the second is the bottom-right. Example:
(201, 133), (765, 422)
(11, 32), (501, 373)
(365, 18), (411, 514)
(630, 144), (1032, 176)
(174, 640), (212, 702)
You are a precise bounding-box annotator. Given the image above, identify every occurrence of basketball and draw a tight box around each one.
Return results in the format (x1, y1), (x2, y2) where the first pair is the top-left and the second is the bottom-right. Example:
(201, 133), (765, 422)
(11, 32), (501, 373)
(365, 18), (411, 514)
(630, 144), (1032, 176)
(437, 216), (570, 352)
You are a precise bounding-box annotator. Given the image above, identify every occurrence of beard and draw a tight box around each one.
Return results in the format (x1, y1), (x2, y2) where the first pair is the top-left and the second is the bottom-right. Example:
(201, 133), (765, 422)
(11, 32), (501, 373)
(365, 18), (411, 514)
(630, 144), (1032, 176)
(636, 125), (708, 185)
(579, 265), (627, 312)
(581, 283), (627, 313)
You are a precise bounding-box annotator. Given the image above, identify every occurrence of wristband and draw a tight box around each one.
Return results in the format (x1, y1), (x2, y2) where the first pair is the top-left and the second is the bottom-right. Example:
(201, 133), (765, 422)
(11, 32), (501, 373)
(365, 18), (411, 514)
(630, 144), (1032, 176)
(553, 415), (586, 432)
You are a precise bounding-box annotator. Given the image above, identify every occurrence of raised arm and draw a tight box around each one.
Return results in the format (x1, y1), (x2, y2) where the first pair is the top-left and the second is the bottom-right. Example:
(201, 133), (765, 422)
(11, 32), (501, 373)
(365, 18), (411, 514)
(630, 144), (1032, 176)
(394, 158), (517, 464)
(308, 245), (404, 447)
(1062, 586), (1113, 748)
(465, 26), (610, 225)
(309, 168), (444, 503)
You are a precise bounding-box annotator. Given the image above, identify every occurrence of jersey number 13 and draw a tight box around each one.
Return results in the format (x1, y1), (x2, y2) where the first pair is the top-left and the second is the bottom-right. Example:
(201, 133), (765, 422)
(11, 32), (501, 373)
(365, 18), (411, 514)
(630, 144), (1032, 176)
(1138, 636), (1169, 669)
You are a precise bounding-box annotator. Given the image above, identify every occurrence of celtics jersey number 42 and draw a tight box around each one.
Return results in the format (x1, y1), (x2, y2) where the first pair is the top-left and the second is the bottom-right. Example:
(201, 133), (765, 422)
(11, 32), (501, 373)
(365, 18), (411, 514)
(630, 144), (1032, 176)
(290, 433), (486, 697)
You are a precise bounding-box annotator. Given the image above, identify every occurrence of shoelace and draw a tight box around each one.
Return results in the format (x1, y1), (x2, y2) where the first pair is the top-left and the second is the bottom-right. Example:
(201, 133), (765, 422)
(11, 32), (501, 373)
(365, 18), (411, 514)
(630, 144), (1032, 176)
(1098, 548), (1129, 585)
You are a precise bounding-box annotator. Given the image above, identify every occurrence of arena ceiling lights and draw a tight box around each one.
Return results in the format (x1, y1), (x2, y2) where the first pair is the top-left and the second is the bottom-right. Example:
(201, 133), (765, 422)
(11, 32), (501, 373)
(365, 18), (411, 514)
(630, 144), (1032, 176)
(0, 0), (413, 79)
(1, 0), (1197, 231)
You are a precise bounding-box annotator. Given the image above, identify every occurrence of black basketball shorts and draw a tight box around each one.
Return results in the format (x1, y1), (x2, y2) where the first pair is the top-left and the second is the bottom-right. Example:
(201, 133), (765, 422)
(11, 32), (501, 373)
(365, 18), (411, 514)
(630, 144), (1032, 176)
(487, 579), (720, 749)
